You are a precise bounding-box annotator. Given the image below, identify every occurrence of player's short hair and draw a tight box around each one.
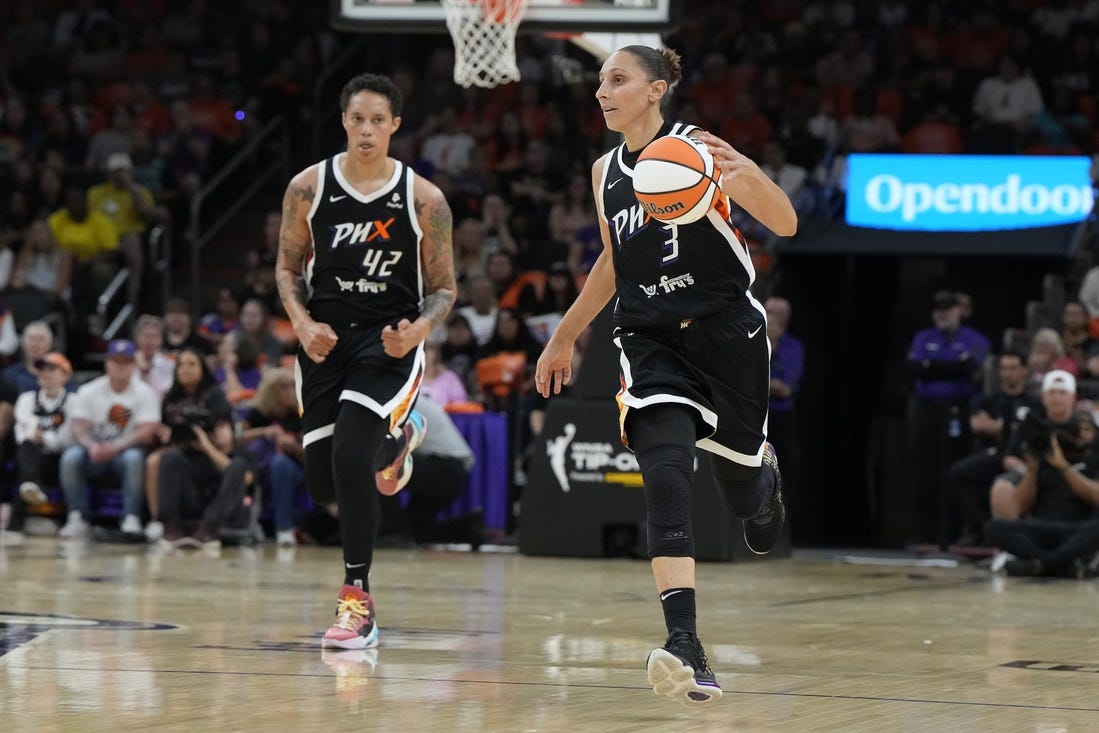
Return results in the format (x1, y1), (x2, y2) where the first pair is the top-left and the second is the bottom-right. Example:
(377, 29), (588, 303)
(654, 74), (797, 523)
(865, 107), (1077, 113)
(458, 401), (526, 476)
(340, 73), (403, 117)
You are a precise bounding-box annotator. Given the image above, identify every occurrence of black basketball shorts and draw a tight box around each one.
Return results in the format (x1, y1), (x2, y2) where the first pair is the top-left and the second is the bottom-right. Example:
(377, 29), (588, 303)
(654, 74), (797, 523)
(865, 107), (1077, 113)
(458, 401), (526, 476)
(614, 295), (771, 467)
(294, 323), (424, 448)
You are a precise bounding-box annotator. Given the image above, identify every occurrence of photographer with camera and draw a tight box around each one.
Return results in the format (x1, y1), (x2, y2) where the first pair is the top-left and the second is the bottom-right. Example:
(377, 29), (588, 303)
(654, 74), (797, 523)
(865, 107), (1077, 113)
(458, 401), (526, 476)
(156, 346), (253, 550)
(984, 370), (1099, 577)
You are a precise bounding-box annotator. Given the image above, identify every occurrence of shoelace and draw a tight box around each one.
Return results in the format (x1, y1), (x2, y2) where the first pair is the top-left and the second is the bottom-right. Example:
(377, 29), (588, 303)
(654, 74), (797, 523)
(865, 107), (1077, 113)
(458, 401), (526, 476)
(668, 631), (712, 674)
(334, 595), (371, 631)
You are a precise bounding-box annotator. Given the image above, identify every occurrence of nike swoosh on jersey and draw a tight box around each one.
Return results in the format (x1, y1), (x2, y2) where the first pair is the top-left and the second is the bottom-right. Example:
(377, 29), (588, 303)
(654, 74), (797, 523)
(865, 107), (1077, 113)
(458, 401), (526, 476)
(329, 194), (347, 202)
(608, 178), (624, 189)
(747, 325), (762, 338)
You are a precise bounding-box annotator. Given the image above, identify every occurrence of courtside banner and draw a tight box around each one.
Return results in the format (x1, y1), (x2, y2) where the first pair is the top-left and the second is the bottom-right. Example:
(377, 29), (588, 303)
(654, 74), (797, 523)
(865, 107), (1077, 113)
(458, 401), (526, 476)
(846, 154), (1094, 232)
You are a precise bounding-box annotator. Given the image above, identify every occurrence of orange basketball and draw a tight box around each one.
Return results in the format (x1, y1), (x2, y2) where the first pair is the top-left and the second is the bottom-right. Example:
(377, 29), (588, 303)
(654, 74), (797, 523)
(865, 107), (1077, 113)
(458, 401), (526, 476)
(633, 134), (722, 225)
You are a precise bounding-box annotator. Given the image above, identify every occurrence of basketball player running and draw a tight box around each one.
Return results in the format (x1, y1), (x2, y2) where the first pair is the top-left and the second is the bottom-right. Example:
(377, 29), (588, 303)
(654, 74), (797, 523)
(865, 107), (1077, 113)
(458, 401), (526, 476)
(535, 46), (797, 704)
(276, 73), (456, 649)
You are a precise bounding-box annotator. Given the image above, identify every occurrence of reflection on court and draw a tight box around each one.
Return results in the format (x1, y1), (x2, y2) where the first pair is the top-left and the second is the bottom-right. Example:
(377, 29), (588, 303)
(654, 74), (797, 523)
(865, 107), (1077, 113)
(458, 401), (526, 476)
(2, 541), (1098, 731)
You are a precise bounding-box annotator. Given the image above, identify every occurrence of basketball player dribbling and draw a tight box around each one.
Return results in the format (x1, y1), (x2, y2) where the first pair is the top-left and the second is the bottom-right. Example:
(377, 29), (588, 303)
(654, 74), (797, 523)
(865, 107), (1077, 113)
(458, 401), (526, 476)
(276, 73), (456, 650)
(535, 46), (797, 705)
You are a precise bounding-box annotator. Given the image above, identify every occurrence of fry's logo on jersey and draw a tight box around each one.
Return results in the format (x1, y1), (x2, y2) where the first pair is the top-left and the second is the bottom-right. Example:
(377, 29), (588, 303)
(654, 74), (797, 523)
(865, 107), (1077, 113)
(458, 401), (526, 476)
(336, 277), (388, 294)
(609, 203), (653, 244)
(640, 273), (695, 298)
(329, 219), (396, 248)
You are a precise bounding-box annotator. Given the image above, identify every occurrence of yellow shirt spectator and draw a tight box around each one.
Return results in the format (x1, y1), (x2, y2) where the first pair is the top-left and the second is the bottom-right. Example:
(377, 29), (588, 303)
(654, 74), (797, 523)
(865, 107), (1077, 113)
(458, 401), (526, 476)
(88, 180), (154, 237)
(89, 153), (156, 238)
(48, 201), (119, 261)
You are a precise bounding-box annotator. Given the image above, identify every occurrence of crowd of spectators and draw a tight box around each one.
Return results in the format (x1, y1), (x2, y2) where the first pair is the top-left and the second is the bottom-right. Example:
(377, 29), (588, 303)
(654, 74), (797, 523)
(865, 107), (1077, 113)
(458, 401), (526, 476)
(1, 1), (1098, 554)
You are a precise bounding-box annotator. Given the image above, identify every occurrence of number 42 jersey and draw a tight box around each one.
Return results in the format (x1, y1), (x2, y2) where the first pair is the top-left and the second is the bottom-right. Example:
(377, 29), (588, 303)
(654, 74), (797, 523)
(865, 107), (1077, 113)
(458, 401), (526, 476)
(304, 154), (423, 329)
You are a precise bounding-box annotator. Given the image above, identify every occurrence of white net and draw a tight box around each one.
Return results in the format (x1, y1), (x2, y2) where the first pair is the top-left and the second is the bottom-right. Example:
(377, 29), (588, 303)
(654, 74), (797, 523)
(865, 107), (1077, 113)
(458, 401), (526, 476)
(441, 0), (529, 88)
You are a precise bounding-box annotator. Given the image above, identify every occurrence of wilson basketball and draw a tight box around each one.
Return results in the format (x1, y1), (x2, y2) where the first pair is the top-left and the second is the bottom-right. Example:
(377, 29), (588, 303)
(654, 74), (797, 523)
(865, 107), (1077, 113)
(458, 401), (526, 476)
(633, 134), (722, 225)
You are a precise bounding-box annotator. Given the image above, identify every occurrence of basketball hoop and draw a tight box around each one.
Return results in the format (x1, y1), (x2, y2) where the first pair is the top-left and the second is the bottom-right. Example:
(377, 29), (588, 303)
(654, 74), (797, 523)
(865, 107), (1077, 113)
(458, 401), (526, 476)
(441, 0), (528, 88)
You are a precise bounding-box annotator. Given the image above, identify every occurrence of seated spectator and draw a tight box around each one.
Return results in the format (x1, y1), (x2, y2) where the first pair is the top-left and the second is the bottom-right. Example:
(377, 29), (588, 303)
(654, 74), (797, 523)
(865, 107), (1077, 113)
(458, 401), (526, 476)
(948, 350), (1038, 546)
(901, 105), (964, 154)
(441, 314), (480, 396)
(453, 218), (488, 281)
(420, 105), (475, 176)
(1059, 301), (1094, 375)
(519, 261), (578, 318)
(84, 103), (134, 172)
(87, 152), (158, 306)
(1028, 327), (1077, 383)
(487, 250), (523, 307)
(199, 287), (242, 349)
(157, 346), (250, 550)
(133, 315), (176, 398)
(545, 172), (596, 270)
(10, 219), (74, 303)
(759, 141), (809, 210)
(479, 193), (518, 259)
(238, 298), (284, 369)
(187, 73), (242, 145)
(457, 277), (499, 347)
(377, 396), (481, 547)
(59, 339), (160, 539)
(421, 341), (469, 406)
(1078, 264), (1099, 321)
(163, 297), (213, 358)
(480, 308), (542, 374)
(985, 406), (1099, 578)
(244, 212), (281, 293)
(2, 321), (55, 395)
(13, 353), (76, 511)
(238, 368), (303, 547)
(970, 54), (1044, 153)
(841, 89), (900, 153)
(215, 331), (262, 414)
(719, 92), (774, 159)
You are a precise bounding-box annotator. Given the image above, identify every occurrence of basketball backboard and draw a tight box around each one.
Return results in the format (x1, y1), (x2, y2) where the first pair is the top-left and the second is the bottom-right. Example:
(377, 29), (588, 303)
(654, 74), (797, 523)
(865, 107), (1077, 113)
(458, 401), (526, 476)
(331, 0), (677, 34)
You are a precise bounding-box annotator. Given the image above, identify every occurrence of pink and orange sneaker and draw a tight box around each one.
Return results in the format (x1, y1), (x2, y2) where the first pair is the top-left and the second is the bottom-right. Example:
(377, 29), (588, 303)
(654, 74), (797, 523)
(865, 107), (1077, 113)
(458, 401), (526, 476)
(322, 584), (379, 649)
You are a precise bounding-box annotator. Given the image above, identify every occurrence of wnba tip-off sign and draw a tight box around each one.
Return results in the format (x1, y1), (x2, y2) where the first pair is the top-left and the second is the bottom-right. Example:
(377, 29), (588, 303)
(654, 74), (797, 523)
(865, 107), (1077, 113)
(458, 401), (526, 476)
(846, 154), (1094, 232)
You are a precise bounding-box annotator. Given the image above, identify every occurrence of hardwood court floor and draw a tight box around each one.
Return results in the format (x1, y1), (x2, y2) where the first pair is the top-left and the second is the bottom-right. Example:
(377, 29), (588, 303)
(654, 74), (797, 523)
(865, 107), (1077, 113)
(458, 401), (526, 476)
(1, 540), (1098, 732)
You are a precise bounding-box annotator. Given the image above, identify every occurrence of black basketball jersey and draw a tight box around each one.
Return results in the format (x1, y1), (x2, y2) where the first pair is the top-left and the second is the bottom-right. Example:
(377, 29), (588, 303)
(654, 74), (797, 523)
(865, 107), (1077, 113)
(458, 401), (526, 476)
(32, 389), (71, 434)
(600, 121), (754, 329)
(304, 155), (423, 328)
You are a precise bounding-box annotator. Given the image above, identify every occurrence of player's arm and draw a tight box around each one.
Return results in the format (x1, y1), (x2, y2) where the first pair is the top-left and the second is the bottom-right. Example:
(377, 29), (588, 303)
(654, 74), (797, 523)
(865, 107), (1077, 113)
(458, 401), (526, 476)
(414, 177), (457, 333)
(276, 166), (338, 363)
(691, 130), (797, 237)
(382, 177), (456, 358)
(535, 155), (618, 396)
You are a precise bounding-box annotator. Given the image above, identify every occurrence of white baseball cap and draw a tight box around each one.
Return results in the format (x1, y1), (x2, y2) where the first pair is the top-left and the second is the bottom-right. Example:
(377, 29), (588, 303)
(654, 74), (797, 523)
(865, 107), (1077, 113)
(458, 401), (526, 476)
(1041, 369), (1076, 394)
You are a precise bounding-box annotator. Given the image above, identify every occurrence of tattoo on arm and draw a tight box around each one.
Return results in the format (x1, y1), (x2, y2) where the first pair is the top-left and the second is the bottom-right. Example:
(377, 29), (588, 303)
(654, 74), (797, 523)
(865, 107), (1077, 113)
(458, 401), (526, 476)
(275, 182), (315, 313)
(417, 191), (456, 330)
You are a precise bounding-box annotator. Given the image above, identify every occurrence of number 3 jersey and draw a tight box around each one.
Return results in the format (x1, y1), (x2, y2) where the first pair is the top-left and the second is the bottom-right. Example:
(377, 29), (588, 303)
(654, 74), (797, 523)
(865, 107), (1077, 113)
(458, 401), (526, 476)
(304, 155), (423, 329)
(600, 122), (755, 329)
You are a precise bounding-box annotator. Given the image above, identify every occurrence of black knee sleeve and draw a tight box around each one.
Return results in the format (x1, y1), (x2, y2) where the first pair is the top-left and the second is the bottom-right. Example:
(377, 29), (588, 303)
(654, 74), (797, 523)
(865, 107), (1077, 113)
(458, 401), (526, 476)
(629, 405), (698, 559)
(711, 455), (773, 519)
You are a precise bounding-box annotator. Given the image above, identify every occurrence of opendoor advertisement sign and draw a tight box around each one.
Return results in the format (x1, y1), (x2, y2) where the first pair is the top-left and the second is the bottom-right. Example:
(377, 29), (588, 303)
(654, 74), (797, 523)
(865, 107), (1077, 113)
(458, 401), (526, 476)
(846, 154), (1094, 232)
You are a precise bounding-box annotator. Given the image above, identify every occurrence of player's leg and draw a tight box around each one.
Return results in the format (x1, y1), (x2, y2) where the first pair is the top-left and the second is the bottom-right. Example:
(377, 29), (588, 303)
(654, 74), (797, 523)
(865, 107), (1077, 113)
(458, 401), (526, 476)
(318, 400), (389, 650)
(710, 448), (784, 554)
(689, 303), (784, 554)
(628, 403), (722, 705)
